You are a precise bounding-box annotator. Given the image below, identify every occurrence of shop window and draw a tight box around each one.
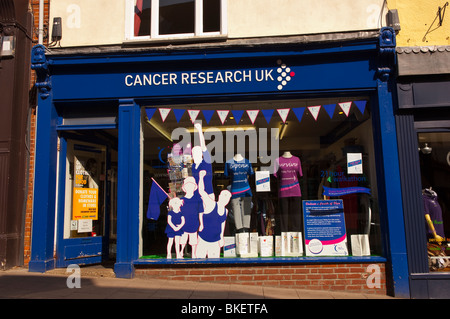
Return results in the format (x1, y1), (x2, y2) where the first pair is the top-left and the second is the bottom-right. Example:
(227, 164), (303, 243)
(130, 0), (225, 39)
(418, 132), (450, 271)
(141, 97), (382, 260)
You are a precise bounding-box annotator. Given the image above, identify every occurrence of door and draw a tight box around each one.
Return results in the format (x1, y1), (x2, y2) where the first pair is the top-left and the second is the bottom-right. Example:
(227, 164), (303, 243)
(56, 134), (116, 267)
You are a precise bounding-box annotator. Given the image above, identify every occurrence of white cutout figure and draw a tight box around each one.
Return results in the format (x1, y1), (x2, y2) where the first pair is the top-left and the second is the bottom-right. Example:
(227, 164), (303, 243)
(165, 197), (185, 259)
(196, 170), (232, 258)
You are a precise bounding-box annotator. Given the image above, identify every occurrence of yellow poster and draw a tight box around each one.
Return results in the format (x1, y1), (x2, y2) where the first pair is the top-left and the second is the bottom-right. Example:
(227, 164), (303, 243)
(72, 186), (98, 220)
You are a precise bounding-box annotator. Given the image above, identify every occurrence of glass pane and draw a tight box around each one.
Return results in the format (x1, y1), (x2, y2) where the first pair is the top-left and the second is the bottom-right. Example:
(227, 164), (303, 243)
(418, 132), (450, 271)
(64, 140), (106, 239)
(141, 97), (383, 260)
(203, 0), (221, 33)
(159, 0), (195, 35)
(135, 0), (151, 36)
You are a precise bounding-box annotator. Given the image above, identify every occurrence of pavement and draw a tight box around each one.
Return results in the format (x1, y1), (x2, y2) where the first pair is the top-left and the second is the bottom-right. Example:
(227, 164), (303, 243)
(0, 264), (398, 301)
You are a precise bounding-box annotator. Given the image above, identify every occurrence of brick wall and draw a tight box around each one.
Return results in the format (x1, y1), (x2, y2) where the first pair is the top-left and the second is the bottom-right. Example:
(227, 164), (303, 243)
(24, 0), (50, 265)
(135, 263), (387, 295)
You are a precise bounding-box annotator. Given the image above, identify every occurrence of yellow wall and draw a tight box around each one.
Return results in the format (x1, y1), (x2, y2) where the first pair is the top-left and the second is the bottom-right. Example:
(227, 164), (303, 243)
(388, 0), (450, 46)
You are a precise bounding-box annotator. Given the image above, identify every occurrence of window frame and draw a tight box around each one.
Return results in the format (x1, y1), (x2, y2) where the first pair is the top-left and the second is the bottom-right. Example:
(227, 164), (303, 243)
(125, 0), (228, 42)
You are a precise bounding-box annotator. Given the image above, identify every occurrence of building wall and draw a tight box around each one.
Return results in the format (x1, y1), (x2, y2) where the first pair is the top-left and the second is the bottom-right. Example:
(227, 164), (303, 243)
(135, 263), (387, 295)
(388, 0), (450, 46)
(49, 0), (387, 47)
(24, 0), (50, 266)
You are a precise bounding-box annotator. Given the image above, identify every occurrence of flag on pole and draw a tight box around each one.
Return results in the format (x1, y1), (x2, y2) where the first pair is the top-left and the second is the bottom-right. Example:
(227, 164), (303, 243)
(147, 178), (169, 220)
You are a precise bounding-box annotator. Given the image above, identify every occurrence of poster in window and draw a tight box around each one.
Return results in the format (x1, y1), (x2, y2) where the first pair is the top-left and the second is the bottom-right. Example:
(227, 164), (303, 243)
(72, 155), (99, 220)
(303, 200), (348, 256)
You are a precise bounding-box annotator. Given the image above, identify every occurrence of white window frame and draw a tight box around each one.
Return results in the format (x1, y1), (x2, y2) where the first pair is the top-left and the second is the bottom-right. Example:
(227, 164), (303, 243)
(124, 0), (227, 42)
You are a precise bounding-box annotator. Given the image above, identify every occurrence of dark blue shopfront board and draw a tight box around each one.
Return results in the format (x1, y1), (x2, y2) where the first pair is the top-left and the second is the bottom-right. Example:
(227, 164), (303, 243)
(29, 28), (410, 297)
(50, 54), (376, 101)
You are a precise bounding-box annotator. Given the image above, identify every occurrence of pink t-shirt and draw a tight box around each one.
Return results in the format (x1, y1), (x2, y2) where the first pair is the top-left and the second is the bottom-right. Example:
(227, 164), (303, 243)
(274, 156), (303, 197)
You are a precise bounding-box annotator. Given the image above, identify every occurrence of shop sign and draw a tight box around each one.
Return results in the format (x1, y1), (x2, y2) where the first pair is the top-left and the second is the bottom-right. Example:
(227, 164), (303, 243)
(303, 200), (348, 256)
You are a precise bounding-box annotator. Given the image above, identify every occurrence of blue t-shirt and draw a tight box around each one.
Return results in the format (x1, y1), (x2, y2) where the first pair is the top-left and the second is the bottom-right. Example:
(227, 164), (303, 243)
(165, 210), (184, 238)
(181, 195), (202, 233)
(198, 203), (227, 242)
(191, 150), (214, 195)
(224, 158), (254, 198)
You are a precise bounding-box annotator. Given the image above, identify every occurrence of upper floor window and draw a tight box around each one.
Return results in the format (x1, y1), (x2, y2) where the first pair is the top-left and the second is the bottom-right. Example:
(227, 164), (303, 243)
(128, 0), (227, 41)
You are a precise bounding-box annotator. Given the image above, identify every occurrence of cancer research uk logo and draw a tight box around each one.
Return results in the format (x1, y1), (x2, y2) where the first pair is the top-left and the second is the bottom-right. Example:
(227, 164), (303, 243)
(124, 60), (295, 91)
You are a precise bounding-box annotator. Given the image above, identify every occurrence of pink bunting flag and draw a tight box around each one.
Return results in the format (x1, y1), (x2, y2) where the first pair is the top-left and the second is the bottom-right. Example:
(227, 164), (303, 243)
(217, 110), (229, 124)
(339, 102), (352, 117)
(188, 110), (200, 123)
(277, 108), (290, 123)
(159, 108), (171, 122)
(308, 105), (321, 121)
(246, 110), (260, 124)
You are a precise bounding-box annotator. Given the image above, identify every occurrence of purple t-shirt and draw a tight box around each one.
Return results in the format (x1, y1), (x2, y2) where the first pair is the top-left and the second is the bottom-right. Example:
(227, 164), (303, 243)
(274, 156), (303, 197)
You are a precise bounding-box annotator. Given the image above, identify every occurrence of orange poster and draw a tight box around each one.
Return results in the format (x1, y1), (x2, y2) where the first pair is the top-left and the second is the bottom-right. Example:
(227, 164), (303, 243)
(72, 186), (98, 220)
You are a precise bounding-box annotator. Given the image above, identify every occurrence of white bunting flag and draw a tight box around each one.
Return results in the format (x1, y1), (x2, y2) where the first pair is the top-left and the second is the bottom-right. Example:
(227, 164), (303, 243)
(217, 110), (229, 124)
(246, 110), (260, 124)
(339, 102), (352, 117)
(308, 105), (321, 121)
(188, 110), (200, 123)
(159, 108), (171, 122)
(277, 108), (290, 123)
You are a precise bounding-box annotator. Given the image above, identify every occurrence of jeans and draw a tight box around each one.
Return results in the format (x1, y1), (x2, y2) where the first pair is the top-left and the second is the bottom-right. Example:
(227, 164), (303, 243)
(230, 196), (252, 231)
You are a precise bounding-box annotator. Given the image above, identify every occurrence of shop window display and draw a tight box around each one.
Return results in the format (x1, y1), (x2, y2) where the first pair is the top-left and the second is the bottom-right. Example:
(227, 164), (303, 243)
(141, 97), (382, 260)
(418, 132), (450, 271)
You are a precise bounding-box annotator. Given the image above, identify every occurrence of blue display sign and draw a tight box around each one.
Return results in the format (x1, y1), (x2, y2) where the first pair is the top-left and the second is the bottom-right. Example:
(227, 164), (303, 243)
(303, 200), (348, 256)
(51, 55), (376, 101)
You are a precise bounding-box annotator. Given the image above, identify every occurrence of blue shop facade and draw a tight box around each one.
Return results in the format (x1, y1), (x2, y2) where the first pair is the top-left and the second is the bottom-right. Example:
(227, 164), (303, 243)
(29, 28), (410, 297)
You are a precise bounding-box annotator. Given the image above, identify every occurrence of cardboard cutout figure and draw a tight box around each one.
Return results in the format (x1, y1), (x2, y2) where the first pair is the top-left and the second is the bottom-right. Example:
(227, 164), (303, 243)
(196, 170), (232, 258)
(165, 197), (185, 259)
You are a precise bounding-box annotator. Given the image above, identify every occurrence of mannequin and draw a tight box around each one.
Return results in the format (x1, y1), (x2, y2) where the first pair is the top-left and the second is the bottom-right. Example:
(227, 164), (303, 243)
(274, 151), (303, 232)
(423, 187), (445, 245)
(225, 153), (254, 233)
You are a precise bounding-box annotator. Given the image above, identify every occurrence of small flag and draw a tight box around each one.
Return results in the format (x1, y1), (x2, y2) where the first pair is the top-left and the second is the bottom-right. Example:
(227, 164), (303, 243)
(308, 106), (321, 121)
(146, 178), (169, 220)
(145, 108), (156, 121)
(292, 107), (305, 122)
(159, 108), (171, 122)
(173, 109), (185, 123)
(188, 110), (200, 123)
(261, 109), (274, 124)
(217, 110), (229, 124)
(323, 104), (336, 119)
(246, 110), (259, 124)
(231, 110), (244, 124)
(202, 110), (215, 124)
(339, 102), (352, 117)
(277, 108), (290, 123)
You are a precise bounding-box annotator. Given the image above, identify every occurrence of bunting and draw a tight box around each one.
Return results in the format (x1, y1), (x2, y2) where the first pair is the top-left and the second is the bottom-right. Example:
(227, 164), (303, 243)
(144, 101), (367, 125)
(217, 110), (229, 124)
(188, 110), (200, 123)
(277, 108), (290, 123)
(339, 102), (352, 117)
(159, 108), (171, 122)
(308, 105), (321, 121)
(231, 110), (244, 124)
(246, 110), (259, 124)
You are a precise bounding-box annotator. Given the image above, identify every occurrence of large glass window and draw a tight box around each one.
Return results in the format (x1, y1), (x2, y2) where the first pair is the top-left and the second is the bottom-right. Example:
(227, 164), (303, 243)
(132, 0), (225, 39)
(141, 97), (382, 260)
(418, 132), (450, 271)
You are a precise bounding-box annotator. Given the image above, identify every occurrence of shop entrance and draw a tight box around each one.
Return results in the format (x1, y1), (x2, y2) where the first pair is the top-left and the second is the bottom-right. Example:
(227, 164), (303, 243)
(56, 130), (118, 267)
